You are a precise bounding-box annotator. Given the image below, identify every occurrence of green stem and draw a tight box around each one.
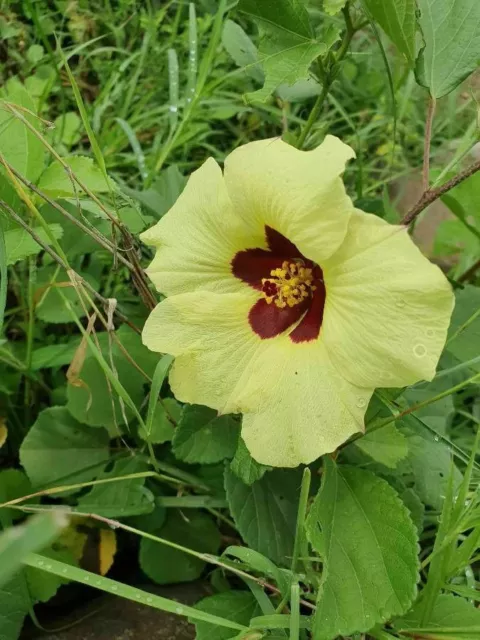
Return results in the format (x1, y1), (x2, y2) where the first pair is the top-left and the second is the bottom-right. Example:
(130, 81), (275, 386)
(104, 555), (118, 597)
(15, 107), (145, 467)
(296, 4), (355, 149)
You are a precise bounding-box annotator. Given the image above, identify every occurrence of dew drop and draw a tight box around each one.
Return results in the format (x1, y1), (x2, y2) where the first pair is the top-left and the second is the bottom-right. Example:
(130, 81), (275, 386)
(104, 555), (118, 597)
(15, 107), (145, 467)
(62, 568), (68, 574)
(413, 344), (427, 357)
(84, 576), (90, 582)
(356, 398), (367, 408)
(95, 580), (102, 586)
(175, 606), (184, 615)
(434, 435), (440, 442)
(45, 565), (52, 570)
(146, 597), (153, 604)
(37, 560), (44, 567)
(111, 585), (118, 592)
(426, 329), (435, 338)
(396, 299), (406, 308)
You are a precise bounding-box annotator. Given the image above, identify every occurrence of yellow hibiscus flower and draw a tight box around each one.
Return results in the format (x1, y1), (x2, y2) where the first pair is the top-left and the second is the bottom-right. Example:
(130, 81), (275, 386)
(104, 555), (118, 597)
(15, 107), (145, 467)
(141, 136), (454, 468)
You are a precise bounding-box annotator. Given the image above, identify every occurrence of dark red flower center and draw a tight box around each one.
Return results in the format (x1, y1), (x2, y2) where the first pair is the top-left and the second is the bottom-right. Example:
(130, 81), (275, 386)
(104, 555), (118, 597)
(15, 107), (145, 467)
(231, 227), (326, 342)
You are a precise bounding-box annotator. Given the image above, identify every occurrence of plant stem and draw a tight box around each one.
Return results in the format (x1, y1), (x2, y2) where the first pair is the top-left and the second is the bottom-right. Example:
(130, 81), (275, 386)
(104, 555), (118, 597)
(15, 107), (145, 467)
(296, 4), (355, 149)
(402, 157), (480, 225)
(458, 256), (480, 283)
(422, 95), (436, 192)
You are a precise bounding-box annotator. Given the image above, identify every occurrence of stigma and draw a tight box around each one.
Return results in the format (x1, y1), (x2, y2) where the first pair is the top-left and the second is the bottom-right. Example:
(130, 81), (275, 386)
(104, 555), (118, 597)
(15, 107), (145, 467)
(261, 261), (317, 309)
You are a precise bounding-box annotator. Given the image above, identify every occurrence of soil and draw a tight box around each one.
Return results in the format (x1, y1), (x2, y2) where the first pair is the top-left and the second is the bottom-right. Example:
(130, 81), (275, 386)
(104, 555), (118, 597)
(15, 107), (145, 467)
(27, 583), (211, 640)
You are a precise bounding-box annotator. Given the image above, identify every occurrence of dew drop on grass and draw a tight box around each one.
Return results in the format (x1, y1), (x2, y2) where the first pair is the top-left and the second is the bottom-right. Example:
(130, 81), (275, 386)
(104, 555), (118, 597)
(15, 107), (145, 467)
(175, 606), (184, 615)
(146, 597), (153, 603)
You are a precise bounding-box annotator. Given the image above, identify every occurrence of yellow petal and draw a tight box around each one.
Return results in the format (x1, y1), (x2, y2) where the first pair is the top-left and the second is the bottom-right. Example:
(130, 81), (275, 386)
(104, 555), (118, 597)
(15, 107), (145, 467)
(142, 290), (276, 414)
(0, 419), (7, 449)
(322, 210), (455, 388)
(99, 528), (117, 576)
(141, 158), (263, 296)
(241, 340), (373, 467)
(224, 135), (355, 263)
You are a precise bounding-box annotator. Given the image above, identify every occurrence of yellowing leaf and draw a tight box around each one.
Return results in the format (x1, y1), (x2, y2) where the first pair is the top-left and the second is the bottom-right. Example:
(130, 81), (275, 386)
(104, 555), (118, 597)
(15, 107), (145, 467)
(99, 528), (117, 576)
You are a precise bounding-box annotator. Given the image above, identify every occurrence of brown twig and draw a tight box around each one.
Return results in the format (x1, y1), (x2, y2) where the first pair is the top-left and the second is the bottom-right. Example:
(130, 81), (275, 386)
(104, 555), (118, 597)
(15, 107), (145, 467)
(2, 160), (136, 273)
(401, 157), (480, 226)
(422, 96), (436, 192)
(457, 256), (480, 284)
(0, 200), (141, 334)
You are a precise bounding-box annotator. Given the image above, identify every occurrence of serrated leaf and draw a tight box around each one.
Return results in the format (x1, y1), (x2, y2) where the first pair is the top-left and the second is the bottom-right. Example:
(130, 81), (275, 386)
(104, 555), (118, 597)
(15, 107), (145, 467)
(363, 0), (417, 65)
(396, 594), (480, 638)
(19, 406), (110, 489)
(237, 0), (327, 102)
(139, 510), (220, 585)
(0, 573), (30, 640)
(193, 591), (261, 640)
(38, 156), (113, 197)
(416, 0), (480, 97)
(230, 438), (269, 485)
(173, 405), (240, 464)
(4, 224), (63, 265)
(224, 467), (299, 565)
(354, 423), (408, 469)
(323, 0), (347, 15)
(306, 461), (419, 639)
(76, 457), (154, 518)
(0, 77), (45, 182)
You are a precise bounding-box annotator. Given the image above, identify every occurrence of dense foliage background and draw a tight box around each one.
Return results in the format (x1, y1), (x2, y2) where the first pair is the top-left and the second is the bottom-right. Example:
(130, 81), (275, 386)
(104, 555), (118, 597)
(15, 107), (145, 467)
(0, 1), (479, 639)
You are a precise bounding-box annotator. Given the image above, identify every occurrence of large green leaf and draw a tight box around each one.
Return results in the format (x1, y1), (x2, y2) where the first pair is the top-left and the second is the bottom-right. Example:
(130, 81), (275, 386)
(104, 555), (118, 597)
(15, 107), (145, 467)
(193, 591), (261, 640)
(0, 573), (30, 640)
(416, 0), (480, 97)
(4, 224), (63, 265)
(363, 0), (417, 65)
(172, 405), (240, 464)
(19, 406), (110, 488)
(396, 594), (480, 638)
(0, 469), (36, 524)
(224, 467), (299, 565)
(306, 461), (419, 639)
(237, 0), (326, 102)
(354, 423), (408, 469)
(0, 77), (44, 182)
(139, 510), (220, 585)
(76, 457), (154, 518)
(38, 156), (113, 197)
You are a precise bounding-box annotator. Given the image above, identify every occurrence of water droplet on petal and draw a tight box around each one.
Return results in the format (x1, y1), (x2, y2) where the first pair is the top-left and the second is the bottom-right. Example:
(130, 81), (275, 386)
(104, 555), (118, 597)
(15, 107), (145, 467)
(413, 344), (427, 357)
(396, 299), (406, 308)
(356, 398), (367, 408)
(426, 329), (435, 338)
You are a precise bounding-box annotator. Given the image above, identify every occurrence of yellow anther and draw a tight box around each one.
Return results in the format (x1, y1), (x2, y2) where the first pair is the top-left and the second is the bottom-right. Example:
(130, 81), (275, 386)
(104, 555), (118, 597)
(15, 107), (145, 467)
(261, 261), (315, 308)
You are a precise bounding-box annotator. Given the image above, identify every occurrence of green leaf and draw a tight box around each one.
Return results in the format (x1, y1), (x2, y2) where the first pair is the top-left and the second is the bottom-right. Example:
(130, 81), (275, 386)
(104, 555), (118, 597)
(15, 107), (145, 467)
(224, 467), (299, 565)
(446, 285), (480, 373)
(34, 264), (97, 323)
(53, 112), (82, 147)
(416, 0), (480, 97)
(38, 156), (113, 197)
(399, 417), (462, 510)
(139, 510), (220, 585)
(4, 224), (63, 265)
(24, 547), (75, 603)
(364, 0), (416, 65)
(230, 438), (269, 485)
(222, 19), (264, 82)
(172, 405), (240, 464)
(76, 457), (154, 518)
(193, 591), (261, 640)
(323, 0), (347, 15)
(0, 573), (30, 640)
(305, 461), (419, 639)
(66, 354), (145, 430)
(19, 406), (110, 488)
(141, 398), (181, 445)
(31, 336), (81, 370)
(0, 469), (35, 524)
(0, 513), (67, 588)
(354, 423), (408, 469)
(396, 594), (480, 638)
(124, 165), (186, 218)
(237, 0), (327, 102)
(0, 77), (45, 182)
